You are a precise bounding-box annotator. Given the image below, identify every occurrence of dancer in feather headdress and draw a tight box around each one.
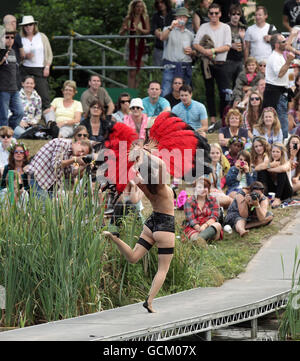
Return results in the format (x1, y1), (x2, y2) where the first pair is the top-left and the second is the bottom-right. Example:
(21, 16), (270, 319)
(102, 111), (211, 313)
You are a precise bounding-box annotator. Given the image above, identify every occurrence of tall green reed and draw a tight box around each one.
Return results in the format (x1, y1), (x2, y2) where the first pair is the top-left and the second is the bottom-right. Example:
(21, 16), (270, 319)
(279, 247), (300, 340)
(0, 176), (111, 326)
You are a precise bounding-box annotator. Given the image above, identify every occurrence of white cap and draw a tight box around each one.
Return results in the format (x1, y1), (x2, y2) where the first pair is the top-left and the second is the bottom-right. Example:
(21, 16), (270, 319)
(129, 98), (144, 110)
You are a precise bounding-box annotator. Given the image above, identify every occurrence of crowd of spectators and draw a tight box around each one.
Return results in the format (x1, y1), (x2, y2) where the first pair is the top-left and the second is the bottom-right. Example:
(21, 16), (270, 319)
(1, 0), (300, 247)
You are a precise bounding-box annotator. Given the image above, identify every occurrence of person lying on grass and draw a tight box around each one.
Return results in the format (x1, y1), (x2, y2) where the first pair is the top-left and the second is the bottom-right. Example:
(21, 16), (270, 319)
(224, 181), (273, 237)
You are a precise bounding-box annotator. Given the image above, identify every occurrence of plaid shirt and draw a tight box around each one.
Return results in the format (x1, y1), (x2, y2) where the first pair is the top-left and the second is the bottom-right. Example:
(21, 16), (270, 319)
(27, 138), (73, 190)
(184, 195), (220, 228)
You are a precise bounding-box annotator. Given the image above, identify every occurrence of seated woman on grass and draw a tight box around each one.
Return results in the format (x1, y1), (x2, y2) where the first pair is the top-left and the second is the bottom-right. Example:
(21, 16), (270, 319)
(219, 108), (248, 154)
(183, 177), (223, 248)
(224, 181), (273, 237)
(250, 136), (271, 184)
(226, 149), (255, 199)
(0, 142), (30, 203)
(261, 143), (294, 208)
(252, 107), (283, 145)
(225, 136), (245, 167)
(207, 143), (232, 209)
(286, 135), (300, 194)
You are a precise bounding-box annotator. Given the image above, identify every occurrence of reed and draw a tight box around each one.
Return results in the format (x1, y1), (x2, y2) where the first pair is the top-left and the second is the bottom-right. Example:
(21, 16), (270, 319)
(278, 247), (300, 340)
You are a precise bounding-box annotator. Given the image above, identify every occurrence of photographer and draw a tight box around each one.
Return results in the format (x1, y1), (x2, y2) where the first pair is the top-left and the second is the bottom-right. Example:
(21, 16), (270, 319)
(27, 138), (92, 199)
(224, 181), (273, 237)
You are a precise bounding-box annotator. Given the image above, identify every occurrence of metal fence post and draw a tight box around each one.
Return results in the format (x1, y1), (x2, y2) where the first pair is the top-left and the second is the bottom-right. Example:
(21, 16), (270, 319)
(251, 318), (258, 339)
(69, 30), (74, 80)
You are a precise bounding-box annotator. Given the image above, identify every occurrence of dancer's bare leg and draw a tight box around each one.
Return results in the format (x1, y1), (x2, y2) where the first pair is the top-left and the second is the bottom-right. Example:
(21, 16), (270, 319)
(145, 231), (175, 313)
(102, 229), (153, 264)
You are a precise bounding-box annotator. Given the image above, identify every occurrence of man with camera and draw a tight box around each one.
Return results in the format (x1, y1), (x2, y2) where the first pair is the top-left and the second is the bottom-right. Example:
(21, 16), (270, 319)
(27, 138), (92, 199)
(224, 181), (273, 237)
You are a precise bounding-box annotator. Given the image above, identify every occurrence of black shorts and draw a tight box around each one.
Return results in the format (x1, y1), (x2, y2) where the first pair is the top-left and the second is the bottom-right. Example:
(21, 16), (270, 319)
(144, 212), (175, 233)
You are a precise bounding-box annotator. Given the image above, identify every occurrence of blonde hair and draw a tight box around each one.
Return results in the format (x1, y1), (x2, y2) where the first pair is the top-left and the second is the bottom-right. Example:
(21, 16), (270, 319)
(250, 136), (270, 166)
(225, 108), (243, 127)
(127, 0), (148, 18)
(254, 107), (281, 136)
(210, 143), (223, 165)
(62, 80), (77, 93)
(245, 57), (259, 73)
(271, 142), (287, 165)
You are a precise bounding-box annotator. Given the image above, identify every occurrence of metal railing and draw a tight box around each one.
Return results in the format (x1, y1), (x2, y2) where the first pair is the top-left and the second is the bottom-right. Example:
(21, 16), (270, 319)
(52, 32), (161, 86)
(94, 290), (290, 341)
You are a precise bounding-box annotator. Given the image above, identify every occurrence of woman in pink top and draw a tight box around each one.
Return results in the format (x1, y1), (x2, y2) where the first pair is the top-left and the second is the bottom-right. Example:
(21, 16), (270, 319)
(124, 98), (148, 141)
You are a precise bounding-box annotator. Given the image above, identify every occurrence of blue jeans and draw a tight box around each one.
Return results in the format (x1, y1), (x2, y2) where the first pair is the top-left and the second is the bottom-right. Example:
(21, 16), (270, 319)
(276, 94), (288, 139)
(29, 177), (53, 201)
(0, 91), (24, 129)
(161, 62), (192, 97)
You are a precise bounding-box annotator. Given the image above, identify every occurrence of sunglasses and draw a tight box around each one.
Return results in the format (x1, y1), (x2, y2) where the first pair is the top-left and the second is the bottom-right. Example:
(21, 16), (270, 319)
(209, 11), (219, 15)
(231, 12), (241, 16)
(131, 106), (142, 110)
(0, 135), (12, 139)
(250, 97), (260, 101)
(24, 23), (34, 26)
(77, 133), (88, 138)
(259, 64), (266, 67)
(14, 150), (25, 154)
(278, 40), (286, 44)
(5, 35), (15, 39)
(173, 82), (183, 85)
(120, 100), (130, 104)
(91, 106), (101, 110)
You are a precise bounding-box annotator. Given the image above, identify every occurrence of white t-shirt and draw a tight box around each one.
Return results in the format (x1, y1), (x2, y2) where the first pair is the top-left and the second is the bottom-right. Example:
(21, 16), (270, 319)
(265, 50), (289, 87)
(22, 32), (44, 67)
(193, 22), (232, 62)
(244, 23), (275, 62)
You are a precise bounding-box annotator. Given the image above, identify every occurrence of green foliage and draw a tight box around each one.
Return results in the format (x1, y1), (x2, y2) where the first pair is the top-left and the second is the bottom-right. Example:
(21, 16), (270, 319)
(278, 247), (300, 340)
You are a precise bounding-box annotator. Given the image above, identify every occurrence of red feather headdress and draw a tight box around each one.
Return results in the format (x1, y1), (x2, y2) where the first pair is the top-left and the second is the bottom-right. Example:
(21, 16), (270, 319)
(102, 112), (211, 194)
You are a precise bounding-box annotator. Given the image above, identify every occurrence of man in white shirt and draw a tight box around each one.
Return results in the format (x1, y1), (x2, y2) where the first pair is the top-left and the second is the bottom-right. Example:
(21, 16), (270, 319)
(193, 3), (231, 130)
(244, 6), (276, 62)
(263, 34), (295, 139)
(160, 7), (195, 97)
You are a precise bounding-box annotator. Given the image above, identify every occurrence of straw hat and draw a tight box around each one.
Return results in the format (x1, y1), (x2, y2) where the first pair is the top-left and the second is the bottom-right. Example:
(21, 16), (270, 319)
(19, 15), (38, 26)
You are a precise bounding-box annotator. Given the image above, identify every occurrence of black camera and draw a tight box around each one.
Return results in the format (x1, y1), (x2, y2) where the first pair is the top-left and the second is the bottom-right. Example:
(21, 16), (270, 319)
(250, 191), (260, 201)
(293, 143), (298, 150)
(82, 154), (94, 164)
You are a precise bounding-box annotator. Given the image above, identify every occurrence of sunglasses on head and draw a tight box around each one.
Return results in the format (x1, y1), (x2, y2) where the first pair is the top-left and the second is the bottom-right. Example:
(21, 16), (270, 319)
(120, 100), (130, 104)
(77, 133), (88, 138)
